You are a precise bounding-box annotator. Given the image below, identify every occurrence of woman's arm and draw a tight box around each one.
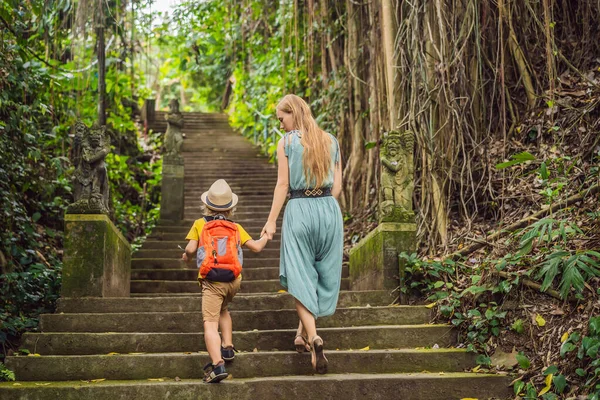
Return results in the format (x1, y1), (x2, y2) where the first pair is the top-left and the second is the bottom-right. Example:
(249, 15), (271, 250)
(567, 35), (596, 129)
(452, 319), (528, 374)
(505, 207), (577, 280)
(332, 157), (342, 199)
(261, 139), (289, 240)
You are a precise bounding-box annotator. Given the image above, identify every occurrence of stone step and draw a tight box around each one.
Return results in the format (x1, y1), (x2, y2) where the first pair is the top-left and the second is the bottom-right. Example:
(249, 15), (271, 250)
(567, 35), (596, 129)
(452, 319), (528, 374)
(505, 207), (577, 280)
(131, 267), (348, 281)
(56, 291), (393, 313)
(39, 306), (425, 333)
(147, 232), (282, 241)
(140, 240), (281, 250)
(7, 349), (475, 381)
(131, 258), (281, 269)
(130, 278), (350, 294)
(133, 248), (281, 260)
(0, 373), (513, 400)
(18, 324), (454, 355)
(155, 219), (281, 228)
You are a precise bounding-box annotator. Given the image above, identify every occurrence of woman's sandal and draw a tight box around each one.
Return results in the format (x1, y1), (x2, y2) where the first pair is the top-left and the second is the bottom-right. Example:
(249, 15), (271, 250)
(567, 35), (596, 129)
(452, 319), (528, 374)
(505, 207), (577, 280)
(310, 335), (328, 374)
(294, 334), (311, 353)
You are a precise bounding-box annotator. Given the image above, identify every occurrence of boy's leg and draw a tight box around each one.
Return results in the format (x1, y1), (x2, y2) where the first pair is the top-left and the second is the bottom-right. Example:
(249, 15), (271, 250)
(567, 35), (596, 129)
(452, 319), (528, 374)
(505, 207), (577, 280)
(219, 276), (241, 355)
(219, 309), (233, 348)
(201, 281), (226, 365)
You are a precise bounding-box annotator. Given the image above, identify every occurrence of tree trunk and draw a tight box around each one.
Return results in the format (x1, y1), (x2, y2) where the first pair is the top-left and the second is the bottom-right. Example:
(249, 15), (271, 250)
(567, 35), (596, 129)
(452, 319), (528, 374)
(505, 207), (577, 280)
(97, 0), (106, 126)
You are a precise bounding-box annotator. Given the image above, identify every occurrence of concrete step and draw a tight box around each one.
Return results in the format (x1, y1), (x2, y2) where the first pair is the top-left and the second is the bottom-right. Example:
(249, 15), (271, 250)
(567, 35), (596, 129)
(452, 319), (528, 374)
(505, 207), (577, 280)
(147, 232), (282, 242)
(18, 324), (454, 355)
(7, 349), (475, 381)
(130, 278), (350, 294)
(131, 258), (281, 269)
(131, 267), (348, 281)
(155, 219), (281, 228)
(133, 248), (281, 259)
(56, 291), (393, 313)
(140, 240), (281, 250)
(39, 306), (427, 333)
(0, 373), (513, 400)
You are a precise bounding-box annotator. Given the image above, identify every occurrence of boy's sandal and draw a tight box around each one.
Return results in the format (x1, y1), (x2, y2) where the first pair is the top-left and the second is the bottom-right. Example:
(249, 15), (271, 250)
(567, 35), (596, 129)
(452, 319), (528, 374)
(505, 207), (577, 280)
(294, 334), (311, 353)
(310, 335), (328, 374)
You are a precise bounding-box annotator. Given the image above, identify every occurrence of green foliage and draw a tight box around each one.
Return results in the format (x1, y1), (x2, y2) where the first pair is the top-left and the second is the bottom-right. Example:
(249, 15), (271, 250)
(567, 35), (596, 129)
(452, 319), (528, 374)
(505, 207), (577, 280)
(0, 0), (162, 357)
(0, 363), (15, 382)
(512, 316), (600, 398)
(399, 253), (511, 350)
(514, 218), (600, 299)
(155, 0), (345, 160)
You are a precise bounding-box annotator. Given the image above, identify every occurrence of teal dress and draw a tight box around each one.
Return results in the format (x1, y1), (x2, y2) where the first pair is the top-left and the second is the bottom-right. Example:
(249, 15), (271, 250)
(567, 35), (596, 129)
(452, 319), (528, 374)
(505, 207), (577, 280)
(280, 130), (344, 318)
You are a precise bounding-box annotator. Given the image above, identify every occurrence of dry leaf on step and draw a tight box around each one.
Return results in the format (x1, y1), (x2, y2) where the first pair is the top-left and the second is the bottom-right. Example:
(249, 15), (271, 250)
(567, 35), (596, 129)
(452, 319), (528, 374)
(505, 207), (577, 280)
(359, 346), (370, 351)
(91, 379), (105, 383)
(490, 348), (518, 368)
(148, 378), (164, 382)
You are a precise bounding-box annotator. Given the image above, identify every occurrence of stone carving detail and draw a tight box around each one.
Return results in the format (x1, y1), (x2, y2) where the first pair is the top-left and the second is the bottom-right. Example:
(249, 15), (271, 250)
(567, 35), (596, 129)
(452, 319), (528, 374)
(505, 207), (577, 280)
(379, 130), (415, 223)
(164, 98), (184, 163)
(67, 121), (110, 214)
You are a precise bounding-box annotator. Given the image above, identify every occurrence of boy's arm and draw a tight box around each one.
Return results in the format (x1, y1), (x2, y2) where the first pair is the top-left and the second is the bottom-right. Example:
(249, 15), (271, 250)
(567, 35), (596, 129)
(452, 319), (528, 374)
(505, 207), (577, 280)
(244, 235), (268, 253)
(182, 240), (198, 261)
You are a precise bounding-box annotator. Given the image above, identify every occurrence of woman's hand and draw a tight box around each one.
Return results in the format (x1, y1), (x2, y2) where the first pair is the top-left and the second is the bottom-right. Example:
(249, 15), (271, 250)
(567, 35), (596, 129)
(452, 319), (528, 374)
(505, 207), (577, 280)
(181, 253), (188, 261)
(261, 221), (276, 240)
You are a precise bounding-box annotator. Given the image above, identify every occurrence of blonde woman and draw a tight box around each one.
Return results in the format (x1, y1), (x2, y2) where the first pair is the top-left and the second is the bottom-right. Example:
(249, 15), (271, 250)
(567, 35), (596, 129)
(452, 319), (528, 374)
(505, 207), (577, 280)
(261, 94), (343, 374)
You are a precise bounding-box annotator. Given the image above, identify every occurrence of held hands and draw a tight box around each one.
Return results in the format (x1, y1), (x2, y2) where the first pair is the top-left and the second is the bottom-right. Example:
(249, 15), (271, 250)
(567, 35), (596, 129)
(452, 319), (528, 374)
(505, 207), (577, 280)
(261, 221), (276, 240)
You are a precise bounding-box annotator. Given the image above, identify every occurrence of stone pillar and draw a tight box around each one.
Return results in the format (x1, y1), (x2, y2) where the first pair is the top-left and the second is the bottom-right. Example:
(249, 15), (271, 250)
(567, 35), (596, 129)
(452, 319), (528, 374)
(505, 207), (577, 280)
(348, 222), (416, 293)
(160, 160), (185, 222)
(62, 214), (131, 297)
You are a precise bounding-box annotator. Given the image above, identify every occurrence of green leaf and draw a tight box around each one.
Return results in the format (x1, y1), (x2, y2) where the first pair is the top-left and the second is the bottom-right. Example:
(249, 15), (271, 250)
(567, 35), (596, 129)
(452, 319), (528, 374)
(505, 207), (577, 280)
(575, 368), (586, 376)
(495, 152), (536, 170)
(516, 352), (531, 370)
(590, 317), (600, 336)
(32, 212), (41, 222)
(476, 355), (491, 366)
(552, 374), (567, 393)
(543, 365), (559, 375)
(364, 141), (377, 150)
(514, 380), (525, 395)
(511, 319), (525, 334)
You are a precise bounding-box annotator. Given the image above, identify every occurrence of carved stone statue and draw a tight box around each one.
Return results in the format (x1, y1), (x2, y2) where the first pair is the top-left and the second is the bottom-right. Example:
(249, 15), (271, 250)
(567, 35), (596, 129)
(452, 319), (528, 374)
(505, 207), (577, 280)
(164, 99), (184, 163)
(379, 130), (415, 223)
(67, 121), (110, 214)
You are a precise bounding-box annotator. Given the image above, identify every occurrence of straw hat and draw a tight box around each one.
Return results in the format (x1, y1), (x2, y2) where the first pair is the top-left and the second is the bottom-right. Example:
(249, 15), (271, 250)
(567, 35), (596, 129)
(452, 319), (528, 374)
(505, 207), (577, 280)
(201, 179), (238, 211)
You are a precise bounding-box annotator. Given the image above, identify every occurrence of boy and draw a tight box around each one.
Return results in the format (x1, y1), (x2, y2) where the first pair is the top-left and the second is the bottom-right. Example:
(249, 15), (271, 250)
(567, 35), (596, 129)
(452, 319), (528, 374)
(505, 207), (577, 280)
(182, 179), (268, 383)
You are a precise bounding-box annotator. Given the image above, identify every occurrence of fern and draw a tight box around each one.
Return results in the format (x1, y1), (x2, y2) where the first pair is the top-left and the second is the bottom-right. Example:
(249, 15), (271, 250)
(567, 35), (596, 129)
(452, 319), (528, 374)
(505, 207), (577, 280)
(0, 363), (15, 382)
(536, 250), (600, 299)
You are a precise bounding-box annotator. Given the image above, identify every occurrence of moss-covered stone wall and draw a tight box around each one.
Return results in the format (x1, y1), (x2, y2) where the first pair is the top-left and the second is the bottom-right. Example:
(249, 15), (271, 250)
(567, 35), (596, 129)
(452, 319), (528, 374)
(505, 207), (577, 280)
(349, 223), (416, 292)
(62, 214), (131, 297)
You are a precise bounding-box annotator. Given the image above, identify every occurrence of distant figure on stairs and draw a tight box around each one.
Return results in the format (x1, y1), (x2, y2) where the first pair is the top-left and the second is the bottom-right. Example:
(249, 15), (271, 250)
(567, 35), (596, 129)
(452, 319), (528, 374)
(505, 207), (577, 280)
(261, 94), (344, 374)
(181, 179), (269, 383)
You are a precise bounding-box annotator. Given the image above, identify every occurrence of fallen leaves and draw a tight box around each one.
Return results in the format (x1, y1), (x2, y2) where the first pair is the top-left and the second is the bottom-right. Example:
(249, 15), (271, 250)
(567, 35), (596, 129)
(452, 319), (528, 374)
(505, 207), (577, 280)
(535, 314), (546, 327)
(538, 373), (553, 396)
(359, 346), (370, 351)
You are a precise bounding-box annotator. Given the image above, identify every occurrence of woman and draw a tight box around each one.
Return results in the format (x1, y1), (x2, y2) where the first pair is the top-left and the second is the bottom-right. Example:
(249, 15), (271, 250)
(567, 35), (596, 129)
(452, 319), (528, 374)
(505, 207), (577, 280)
(261, 94), (343, 374)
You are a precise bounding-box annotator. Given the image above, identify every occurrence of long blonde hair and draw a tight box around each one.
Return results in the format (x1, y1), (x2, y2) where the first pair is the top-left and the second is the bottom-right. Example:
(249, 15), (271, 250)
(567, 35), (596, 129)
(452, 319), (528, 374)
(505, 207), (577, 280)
(277, 94), (333, 188)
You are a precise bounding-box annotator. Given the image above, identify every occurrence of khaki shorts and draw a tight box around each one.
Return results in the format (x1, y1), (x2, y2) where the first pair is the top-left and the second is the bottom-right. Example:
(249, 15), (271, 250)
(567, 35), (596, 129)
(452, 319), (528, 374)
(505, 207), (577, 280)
(200, 276), (242, 322)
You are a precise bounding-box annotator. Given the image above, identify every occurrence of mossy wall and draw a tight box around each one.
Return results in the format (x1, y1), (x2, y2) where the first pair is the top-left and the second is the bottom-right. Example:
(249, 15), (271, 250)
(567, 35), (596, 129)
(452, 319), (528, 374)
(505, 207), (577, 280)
(62, 214), (131, 297)
(160, 162), (184, 221)
(349, 223), (416, 292)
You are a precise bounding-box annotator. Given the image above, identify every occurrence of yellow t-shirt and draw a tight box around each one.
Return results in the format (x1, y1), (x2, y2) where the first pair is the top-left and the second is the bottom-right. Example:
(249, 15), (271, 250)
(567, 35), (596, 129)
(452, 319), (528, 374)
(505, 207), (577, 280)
(185, 218), (252, 245)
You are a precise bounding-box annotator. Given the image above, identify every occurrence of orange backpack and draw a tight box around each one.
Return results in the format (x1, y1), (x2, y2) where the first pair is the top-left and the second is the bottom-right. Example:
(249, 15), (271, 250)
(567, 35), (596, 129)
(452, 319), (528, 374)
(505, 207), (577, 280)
(197, 216), (243, 282)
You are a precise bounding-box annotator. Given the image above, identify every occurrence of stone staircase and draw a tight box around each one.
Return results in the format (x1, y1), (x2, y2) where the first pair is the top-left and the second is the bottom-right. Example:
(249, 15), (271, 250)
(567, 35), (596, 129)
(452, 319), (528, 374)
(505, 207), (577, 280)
(0, 112), (511, 399)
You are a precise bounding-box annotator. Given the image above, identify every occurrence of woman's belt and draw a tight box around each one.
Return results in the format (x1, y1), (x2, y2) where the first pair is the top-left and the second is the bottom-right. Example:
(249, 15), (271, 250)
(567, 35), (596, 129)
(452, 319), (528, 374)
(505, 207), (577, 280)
(289, 187), (332, 199)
